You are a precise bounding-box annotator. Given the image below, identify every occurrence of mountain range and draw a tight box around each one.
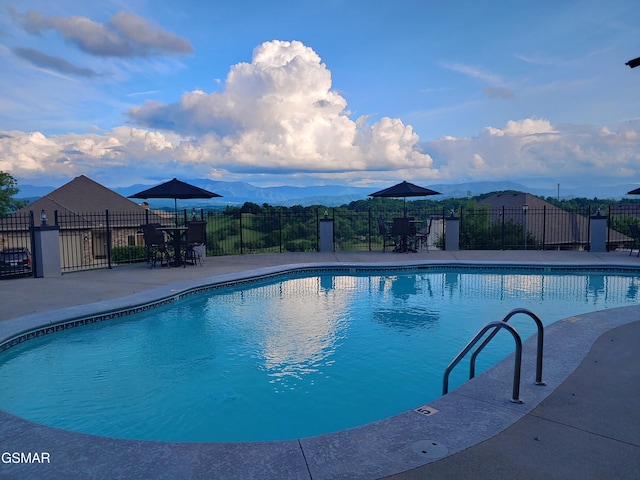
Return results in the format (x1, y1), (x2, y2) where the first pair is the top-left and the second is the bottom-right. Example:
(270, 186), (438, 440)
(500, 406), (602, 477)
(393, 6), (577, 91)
(16, 179), (640, 208)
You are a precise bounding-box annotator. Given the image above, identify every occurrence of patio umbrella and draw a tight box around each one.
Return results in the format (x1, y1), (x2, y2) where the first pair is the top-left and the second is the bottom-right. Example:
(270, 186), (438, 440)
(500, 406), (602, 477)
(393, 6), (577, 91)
(628, 187), (640, 195)
(129, 178), (222, 225)
(369, 181), (440, 215)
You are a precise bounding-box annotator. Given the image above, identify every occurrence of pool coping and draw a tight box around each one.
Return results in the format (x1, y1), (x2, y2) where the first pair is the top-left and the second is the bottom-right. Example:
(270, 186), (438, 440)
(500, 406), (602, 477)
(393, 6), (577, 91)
(1, 259), (640, 479)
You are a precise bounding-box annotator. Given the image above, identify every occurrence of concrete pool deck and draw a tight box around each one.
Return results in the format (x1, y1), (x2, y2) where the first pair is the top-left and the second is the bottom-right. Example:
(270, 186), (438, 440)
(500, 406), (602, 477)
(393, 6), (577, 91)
(1, 250), (639, 479)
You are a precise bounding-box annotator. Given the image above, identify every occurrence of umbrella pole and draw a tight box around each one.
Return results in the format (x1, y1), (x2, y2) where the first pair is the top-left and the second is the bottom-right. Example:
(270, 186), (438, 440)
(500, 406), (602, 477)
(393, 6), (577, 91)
(174, 198), (178, 226)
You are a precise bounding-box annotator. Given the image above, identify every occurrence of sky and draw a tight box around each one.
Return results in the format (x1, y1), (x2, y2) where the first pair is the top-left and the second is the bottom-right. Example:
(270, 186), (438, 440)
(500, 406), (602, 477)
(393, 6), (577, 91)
(0, 0), (639, 192)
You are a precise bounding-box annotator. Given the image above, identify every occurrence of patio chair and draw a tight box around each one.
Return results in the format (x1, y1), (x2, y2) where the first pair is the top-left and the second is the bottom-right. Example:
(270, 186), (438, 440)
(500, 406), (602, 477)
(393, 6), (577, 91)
(141, 224), (171, 268)
(415, 218), (433, 251)
(377, 217), (396, 252)
(183, 221), (206, 267)
(629, 223), (640, 257)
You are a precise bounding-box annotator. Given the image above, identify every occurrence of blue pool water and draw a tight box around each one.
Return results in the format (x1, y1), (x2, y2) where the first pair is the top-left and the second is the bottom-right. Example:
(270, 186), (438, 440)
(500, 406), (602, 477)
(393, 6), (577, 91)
(0, 268), (639, 442)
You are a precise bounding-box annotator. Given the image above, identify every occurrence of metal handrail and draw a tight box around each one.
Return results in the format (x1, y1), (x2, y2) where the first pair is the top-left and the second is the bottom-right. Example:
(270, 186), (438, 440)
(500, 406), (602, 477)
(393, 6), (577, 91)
(443, 321), (524, 404)
(470, 308), (546, 386)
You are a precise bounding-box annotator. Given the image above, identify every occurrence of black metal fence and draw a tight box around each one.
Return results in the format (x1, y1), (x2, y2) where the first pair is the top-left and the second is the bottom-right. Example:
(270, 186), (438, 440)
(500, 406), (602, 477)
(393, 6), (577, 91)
(55, 209), (164, 272)
(458, 205), (592, 250)
(1, 203), (639, 276)
(205, 207), (319, 255)
(458, 204), (640, 250)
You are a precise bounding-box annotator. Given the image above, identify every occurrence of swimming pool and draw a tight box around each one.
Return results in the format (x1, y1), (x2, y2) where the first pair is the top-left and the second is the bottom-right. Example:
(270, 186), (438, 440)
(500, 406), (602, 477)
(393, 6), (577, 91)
(0, 267), (638, 442)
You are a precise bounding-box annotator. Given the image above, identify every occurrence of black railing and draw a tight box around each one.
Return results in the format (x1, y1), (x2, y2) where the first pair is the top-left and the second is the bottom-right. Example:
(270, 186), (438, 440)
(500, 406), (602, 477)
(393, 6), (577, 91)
(458, 206), (593, 251)
(1, 203), (638, 275)
(53, 210), (163, 271)
(608, 204), (640, 249)
(205, 207), (319, 255)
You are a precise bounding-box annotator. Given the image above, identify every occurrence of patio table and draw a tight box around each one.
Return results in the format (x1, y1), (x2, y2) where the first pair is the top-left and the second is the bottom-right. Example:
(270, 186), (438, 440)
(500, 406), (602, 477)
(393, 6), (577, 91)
(392, 217), (419, 253)
(161, 227), (188, 266)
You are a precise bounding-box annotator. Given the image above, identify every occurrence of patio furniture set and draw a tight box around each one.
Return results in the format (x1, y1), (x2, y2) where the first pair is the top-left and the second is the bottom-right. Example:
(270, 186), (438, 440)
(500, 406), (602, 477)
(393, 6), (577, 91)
(141, 222), (206, 268)
(378, 216), (432, 253)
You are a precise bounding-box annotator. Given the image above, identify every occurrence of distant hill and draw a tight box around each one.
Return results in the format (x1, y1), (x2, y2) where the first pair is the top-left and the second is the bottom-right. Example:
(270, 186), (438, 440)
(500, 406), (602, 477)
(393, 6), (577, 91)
(16, 179), (640, 207)
(15, 184), (59, 199)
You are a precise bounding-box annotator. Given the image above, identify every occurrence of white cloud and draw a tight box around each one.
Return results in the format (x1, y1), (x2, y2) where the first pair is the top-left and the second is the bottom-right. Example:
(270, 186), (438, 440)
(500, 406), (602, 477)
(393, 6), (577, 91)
(425, 118), (640, 182)
(125, 40), (436, 176)
(501, 118), (556, 136)
(472, 153), (485, 169)
(3, 112), (640, 189)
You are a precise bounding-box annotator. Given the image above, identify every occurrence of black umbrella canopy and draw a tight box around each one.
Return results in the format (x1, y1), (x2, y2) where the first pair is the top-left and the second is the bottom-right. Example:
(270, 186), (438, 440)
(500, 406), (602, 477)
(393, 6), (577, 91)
(628, 187), (640, 195)
(369, 181), (441, 198)
(129, 178), (222, 200)
(129, 178), (222, 225)
(369, 181), (441, 215)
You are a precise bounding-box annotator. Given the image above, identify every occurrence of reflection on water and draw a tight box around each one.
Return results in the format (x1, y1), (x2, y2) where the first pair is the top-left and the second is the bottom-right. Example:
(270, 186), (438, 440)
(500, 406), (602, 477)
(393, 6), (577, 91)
(203, 269), (640, 389)
(204, 276), (354, 390)
(373, 275), (439, 330)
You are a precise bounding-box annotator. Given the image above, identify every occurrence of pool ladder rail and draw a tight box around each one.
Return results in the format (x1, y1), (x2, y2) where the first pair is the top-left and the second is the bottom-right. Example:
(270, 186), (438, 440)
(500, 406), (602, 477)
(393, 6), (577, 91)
(442, 308), (547, 404)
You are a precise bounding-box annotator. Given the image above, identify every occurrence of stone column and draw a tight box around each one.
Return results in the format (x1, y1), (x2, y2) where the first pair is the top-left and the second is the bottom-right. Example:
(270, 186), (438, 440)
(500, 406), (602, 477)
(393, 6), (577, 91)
(589, 212), (607, 252)
(319, 218), (334, 253)
(445, 215), (460, 251)
(33, 225), (61, 277)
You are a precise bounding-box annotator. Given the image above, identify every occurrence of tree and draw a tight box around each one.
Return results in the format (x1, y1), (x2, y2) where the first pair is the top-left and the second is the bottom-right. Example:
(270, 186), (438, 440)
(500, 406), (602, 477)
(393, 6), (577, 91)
(0, 171), (28, 218)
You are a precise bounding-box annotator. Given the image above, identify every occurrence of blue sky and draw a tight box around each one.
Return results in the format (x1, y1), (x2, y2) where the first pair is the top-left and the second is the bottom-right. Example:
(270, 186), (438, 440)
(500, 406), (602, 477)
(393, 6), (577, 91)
(0, 0), (639, 191)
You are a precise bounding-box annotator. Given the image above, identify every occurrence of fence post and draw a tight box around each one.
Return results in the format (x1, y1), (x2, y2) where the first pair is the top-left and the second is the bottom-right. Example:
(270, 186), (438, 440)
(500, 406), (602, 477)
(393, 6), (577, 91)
(319, 209), (334, 253)
(501, 206), (505, 250)
(32, 210), (61, 278)
(239, 210), (243, 255)
(279, 208), (282, 253)
(589, 207), (608, 252)
(445, 210), (460, 251)
(316, 209), (319, 251)
(607, 205), (611, 247)
(106, 210), (113, 269)
(28, 211), (37, 278)
(368, 207), (372, 251)
(542, 205), (546, 250)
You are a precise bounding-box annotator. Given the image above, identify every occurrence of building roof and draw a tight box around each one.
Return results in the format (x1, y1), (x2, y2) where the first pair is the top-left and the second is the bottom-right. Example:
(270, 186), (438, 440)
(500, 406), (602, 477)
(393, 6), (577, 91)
(18, 175), (144, 215)
(5, 175), (165, 229)
(478, 192), (552, 211)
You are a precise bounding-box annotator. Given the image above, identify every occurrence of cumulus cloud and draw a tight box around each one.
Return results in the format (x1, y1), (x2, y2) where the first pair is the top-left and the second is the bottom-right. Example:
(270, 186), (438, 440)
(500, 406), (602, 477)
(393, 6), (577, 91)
(484, 118), (556, 137)
(8, 7), (193, 58)
(2, 117), (640, 187)
(0, 127), (183, 180)
(126, 40), (436, 176)
(424, 118), (640, 182)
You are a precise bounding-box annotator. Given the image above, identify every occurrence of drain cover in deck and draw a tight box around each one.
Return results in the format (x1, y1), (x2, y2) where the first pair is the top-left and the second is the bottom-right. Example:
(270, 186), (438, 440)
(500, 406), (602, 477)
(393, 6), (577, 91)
(411, 440), (448, 460)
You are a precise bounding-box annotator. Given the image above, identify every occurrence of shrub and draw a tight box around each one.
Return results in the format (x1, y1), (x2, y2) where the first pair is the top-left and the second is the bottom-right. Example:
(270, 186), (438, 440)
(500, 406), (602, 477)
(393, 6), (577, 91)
(112, 246), (146, 263)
